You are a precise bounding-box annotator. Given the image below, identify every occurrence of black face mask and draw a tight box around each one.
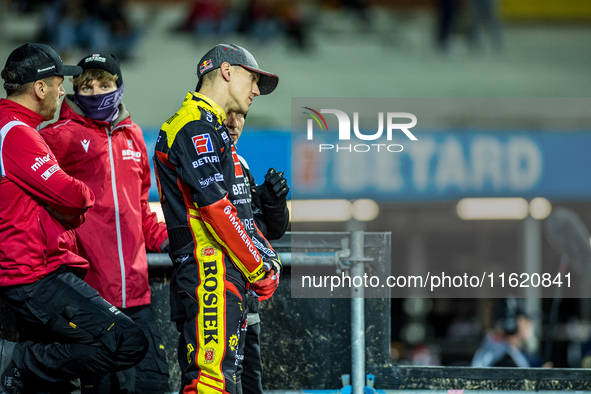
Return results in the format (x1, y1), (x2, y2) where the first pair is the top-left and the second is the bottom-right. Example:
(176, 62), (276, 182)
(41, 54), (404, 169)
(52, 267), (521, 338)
(74, 83), (124, 123)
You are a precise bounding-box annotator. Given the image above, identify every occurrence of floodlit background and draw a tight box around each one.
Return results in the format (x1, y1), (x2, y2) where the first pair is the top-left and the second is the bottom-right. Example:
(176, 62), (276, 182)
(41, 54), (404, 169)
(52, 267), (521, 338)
(2, 0), (591, 372)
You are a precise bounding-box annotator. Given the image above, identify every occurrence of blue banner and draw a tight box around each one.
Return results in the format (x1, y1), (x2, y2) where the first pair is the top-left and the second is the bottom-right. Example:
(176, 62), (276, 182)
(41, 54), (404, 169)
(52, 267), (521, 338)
(145, 129), (591, 202)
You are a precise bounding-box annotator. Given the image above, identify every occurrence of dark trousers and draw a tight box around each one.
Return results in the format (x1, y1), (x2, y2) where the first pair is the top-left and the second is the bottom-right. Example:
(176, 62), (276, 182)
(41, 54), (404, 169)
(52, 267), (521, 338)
(80, 305), (170, 394)
(0, 267), (148, 393)
(241, 322), (262, 394)
(241, 296), (263, 394)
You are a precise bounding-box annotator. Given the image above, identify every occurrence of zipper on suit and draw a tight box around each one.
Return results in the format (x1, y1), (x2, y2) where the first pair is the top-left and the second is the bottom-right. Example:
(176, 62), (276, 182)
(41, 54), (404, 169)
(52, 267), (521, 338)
(107, 126), (127, 308)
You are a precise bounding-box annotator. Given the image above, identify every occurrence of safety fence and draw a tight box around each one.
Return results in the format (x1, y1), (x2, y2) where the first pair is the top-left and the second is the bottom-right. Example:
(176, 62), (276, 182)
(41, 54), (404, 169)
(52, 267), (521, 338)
(147, 231), (392, 392)
(147, 232), (591, 393)
(3, 231), (590, 392)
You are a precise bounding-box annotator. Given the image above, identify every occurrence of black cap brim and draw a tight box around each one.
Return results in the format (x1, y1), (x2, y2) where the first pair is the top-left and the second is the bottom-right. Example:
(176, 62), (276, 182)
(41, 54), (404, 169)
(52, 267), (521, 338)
(58, 64), (83, 77)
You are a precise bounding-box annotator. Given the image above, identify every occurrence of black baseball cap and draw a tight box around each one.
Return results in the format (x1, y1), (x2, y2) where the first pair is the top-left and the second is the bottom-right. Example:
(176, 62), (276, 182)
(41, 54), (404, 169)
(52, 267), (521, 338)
(76, 53), (123, 87)
(196, 43), (279, 95)
(493, 298), (529, 323)
(3, 43), (82, 84)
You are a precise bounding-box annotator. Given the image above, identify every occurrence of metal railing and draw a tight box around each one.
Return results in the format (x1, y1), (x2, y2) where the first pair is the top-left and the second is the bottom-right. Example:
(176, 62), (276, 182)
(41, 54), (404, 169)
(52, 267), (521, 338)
(147, 232), (591, 393)
(147, 231), (391, 394)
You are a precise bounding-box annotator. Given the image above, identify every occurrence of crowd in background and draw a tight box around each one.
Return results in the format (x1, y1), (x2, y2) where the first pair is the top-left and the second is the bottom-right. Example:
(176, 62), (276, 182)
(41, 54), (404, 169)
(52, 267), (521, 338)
(1, 0), (503, 59)
(39, 0), (140, 61)
(1, 0), (140, 60)
(171, 0), (310, 50)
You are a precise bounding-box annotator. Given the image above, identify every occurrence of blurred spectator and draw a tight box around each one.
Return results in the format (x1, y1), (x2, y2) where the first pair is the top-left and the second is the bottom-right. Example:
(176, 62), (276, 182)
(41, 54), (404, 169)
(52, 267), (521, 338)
(434, 0), (459, 53)
(246, 0), (309, 49)
(581, 340), (591, 368)
(171, 0), (201, 32)
(468, 0), (503, 52)
(41, 0), (108, 57)
(339, 0), (370, 25)
(95, 0), (141, 61)
(472, 298), (552, 368)
(249, 0), (282, 43)
(40, 0), (140, 61)
(576, 320), (591, 368)
(172, 0), (309, 50)
(173, 0), (239, 38)
(408, 344), (441, 366)
(3, 0), (47, 13)
(277, 1), (308, 50)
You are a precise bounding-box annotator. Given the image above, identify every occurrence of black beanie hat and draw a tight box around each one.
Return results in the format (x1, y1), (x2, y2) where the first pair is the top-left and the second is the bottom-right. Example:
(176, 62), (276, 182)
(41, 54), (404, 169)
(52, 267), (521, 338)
(76, 53), (122, 87)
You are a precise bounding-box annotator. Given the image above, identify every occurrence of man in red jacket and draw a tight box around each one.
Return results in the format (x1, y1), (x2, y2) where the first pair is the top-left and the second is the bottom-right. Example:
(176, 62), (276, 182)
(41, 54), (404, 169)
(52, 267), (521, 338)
(40, 53), (170, 394)
(0, 43), (149, 393)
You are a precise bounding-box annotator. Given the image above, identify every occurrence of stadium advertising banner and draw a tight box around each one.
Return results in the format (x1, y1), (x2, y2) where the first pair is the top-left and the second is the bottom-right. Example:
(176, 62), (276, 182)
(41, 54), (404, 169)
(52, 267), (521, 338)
(290, 129), (591, 201)
(145, 128), (591, 202)
(288, 97), (591, 202)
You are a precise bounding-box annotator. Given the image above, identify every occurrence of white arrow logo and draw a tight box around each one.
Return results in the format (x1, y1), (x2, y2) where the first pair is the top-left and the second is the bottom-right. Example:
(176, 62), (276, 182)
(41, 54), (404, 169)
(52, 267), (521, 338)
(81, 139), (90, 153)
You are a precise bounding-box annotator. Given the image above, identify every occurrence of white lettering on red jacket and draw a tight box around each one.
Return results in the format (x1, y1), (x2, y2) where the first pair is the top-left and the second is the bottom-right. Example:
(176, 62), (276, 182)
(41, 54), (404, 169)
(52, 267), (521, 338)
(224, 204), (260, 262)
(0, 99), (95, 287)
(31, 154), (51, 171)
(39, 97), (167, 308)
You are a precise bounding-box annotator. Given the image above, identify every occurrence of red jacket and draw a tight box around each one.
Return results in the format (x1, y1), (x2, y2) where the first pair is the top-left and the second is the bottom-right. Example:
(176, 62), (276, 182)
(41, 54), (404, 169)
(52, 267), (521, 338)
(40, 96), (167, 308)
(0, 99), (95, 287)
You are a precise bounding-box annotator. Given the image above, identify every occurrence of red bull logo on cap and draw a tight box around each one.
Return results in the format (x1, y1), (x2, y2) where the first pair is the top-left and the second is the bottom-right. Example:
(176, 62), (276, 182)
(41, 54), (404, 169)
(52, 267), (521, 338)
(199, 60), (213, 74)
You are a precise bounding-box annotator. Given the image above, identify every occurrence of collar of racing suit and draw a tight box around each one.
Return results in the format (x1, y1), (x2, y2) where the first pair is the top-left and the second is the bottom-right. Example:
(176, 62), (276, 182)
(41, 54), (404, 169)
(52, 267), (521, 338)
(189, 91), (227, 125)
(0, 98), (44, 129)
(62, 94), (131, 131)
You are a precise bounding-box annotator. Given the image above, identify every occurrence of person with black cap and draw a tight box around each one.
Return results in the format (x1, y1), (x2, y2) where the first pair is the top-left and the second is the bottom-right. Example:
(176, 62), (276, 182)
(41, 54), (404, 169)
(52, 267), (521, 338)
(0, 44), (149, 393)
(153, 43), (281, 393)
(40, 53), (170, 393)
(472, 298), (552, 368)
(225, 110), (289, 394)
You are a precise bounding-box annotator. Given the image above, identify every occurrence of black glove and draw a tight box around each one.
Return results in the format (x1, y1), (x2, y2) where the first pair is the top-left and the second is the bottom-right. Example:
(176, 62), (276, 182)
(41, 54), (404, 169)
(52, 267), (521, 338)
(258, 168), (289, 205)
